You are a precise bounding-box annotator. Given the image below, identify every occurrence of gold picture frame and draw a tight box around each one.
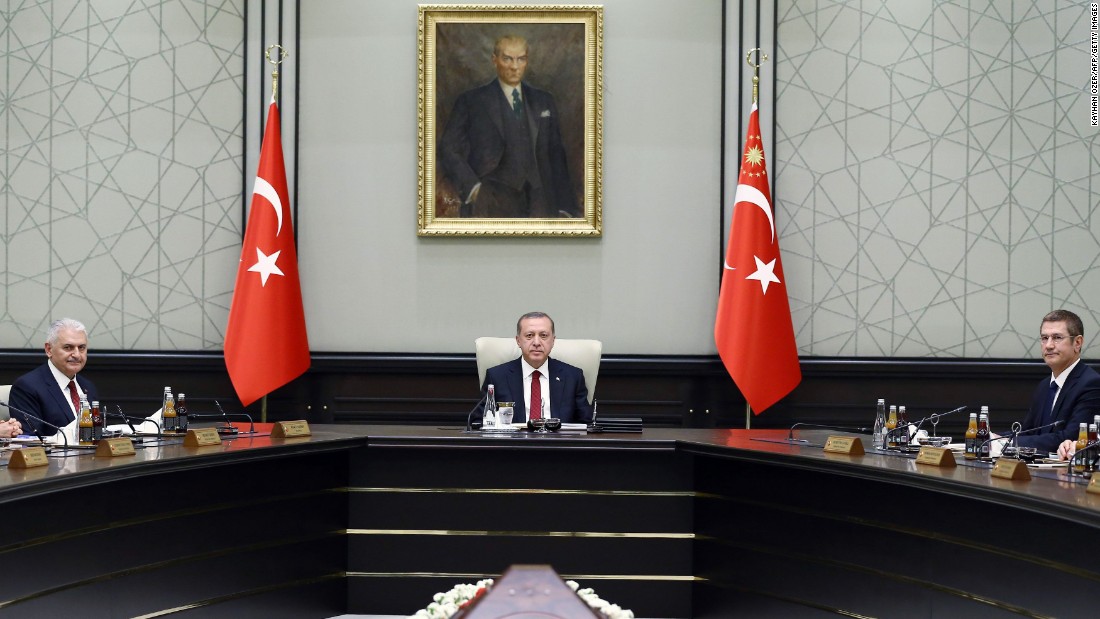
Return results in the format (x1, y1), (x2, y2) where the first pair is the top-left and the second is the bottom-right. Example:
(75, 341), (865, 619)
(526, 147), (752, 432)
(418, 4), (603, 237)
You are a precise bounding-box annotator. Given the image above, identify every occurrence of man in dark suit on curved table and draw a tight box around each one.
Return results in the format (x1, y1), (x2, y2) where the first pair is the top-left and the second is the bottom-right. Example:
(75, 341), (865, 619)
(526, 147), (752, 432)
(440, 35), (579, 219)
(481, 312), (592, 424)
(1012, 309), (1100, 455)
(10, 318), (100, 437)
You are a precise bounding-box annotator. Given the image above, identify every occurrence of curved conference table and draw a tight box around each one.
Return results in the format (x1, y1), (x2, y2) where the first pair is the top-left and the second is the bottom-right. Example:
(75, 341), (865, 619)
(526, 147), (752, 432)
(1, 425), (1098, 618)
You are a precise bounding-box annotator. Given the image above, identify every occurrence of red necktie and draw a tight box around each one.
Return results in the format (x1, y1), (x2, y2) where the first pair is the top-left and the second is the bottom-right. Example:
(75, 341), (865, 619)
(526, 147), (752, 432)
(530, 370), (542, 420)
(67, 380), (80, 420)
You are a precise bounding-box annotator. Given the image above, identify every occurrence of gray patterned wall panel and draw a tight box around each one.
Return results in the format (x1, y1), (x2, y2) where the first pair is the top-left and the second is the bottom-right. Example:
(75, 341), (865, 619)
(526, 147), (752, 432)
(775, 0), (1098, 357)
(0, 1), (244, 349)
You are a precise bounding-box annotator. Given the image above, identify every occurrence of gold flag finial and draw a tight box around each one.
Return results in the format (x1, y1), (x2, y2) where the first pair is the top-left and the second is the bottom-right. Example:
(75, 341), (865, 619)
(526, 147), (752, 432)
(746, 48), (768, 104)
(265, 44), (289, 101)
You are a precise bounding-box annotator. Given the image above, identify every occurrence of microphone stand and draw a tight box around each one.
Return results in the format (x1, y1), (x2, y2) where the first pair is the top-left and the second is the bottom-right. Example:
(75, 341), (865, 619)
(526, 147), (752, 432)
(977, 420), (1064, 460)
(909, 406), (967, 441)
(107, 406), (161, 435)
(0, 400), (70, 451)
(189, 401), (254, 434)
(465, 391), (489, 433)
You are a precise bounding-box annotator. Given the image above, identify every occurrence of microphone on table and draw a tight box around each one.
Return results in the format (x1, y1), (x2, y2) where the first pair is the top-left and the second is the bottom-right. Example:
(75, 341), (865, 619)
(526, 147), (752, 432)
(465, 391), (490, 432)
(977, 419), (1063, 459)
(909, 406), (967, 438)
(106, 405), (160, 435)
(185, 401), (253, 434)
(787, 422), (871, 441)
(0, 400), (69, 451)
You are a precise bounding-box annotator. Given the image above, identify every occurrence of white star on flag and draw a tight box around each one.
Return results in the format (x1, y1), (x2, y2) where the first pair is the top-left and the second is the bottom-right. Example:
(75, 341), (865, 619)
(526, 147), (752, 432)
(247, 247), (284, 286)
(745, 255), (780, 294)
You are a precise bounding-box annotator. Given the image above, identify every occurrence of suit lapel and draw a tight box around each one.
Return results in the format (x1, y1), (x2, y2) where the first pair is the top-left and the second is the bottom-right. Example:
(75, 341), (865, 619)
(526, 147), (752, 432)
(43, 366), (75, 423)
(483, 81), (506, 137)
(522, 85), (540, 145)
(1053, 364), (1083, 421)
(506, 360), (526, 420)
(548, 359), (565, 418)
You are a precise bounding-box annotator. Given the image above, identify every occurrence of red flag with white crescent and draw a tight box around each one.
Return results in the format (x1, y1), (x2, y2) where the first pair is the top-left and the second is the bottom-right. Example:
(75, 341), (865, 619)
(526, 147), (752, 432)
(714, 102), (800, 413)
(224, 101), (310, 406)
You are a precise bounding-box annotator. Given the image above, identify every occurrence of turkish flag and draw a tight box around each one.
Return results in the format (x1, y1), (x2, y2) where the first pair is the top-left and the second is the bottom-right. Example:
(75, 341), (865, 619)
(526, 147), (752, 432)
(224, 101), (310, 406)
(714, 103), (800, 413)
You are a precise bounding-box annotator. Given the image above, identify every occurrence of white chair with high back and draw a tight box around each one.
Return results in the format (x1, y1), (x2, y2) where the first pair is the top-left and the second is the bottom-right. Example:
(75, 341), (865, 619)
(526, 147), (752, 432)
(0, 384), (11, 420)
(474, 337), (602, 404)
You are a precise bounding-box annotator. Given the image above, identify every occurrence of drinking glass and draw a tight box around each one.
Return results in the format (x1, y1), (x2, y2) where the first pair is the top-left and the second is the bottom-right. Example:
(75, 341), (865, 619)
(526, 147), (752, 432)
(497, 402), (515, 426)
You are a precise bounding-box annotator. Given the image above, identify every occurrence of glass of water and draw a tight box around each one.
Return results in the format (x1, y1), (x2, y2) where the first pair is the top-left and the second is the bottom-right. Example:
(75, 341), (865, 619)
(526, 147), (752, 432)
(497, 402), (515, 426)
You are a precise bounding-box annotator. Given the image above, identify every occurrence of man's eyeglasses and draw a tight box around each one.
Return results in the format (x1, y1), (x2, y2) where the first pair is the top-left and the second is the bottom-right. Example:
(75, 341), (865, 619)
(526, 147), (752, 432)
(1039, 334), (1075, 344)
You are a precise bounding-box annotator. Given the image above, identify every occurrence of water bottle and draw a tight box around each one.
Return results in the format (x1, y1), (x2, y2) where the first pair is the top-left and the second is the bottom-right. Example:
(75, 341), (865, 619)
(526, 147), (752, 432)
(482, 384), (497, 429)
(872, 398), (886, 450)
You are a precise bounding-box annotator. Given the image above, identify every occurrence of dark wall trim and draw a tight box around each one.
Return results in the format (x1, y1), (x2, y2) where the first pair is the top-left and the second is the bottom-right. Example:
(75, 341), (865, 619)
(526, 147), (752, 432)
(0, 351), (1050, 434)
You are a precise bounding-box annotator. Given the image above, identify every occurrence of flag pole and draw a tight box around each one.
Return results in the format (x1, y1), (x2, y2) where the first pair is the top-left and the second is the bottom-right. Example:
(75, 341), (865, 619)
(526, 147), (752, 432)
(266, 44), (287, 101)
(260, 44), (285, 426)
(746, 47), (767, 104)
(742, 48), (767, 431)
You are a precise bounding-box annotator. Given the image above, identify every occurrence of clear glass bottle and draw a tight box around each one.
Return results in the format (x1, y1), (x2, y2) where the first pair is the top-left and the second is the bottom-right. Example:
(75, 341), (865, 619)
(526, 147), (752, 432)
(162, 387), (178, 432)
(1074, 423), (1089, 474)
(177, 393), (189, 432)
(90, 400), (102, 442)
(78, 396), (94, 445)
(1087, 423), (1098, 473)
(482, 384), (497, 429)
(976, 409), (991, 460)
(872, 399), (886, 450)
(885, 405), (898, 449)
(896, 405), (909, 449)
(964, 412), (978, 460)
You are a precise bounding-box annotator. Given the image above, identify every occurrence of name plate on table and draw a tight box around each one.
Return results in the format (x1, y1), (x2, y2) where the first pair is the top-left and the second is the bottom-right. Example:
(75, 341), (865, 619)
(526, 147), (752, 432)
(823, 435), (865, 456)
(8, 446), (49, 468)
(272, 420), (311, 438)
(1087, 476), (1100, 495)
(95, 437), (135, 457)
(184, 427), (222, 447)
(991, 458), (1031, 481)
(916, 447), (956, 467)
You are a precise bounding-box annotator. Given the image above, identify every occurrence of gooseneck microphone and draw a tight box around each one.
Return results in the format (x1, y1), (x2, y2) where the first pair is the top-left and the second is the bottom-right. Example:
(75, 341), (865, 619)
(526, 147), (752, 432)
(465, 391), (489, 432)
(106, 405), (161, 434)
(977, 419), (1063, 458)
(183, 400), (254, 434)
(0, 400), (70, 451)
(787, 422), (871, 441)
(910, 406), (967, 438)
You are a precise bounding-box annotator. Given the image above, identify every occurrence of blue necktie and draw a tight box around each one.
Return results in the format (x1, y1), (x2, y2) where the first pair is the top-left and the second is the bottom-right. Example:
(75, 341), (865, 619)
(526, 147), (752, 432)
(1040, 381), (1058, 428)
(511, 88), (523, 118)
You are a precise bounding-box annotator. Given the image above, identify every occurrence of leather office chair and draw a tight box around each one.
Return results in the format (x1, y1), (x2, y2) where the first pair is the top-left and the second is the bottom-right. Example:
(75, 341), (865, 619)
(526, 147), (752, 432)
(0, 384), (10, 420)
(474, 337), (602, 404)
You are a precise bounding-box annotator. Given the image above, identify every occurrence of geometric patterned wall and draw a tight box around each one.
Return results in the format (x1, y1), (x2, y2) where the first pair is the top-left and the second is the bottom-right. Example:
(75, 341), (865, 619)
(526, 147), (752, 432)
(0, 0), (244, 350)
(775, 0), (1100, 357)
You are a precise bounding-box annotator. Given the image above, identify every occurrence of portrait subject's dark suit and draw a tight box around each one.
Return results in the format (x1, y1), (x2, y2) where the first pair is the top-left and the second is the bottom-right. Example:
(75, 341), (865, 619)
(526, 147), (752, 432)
(481, 357), (592, 424)
(1016, 361), (1100, 453)
(440, 79), (578, 218)
(9, 363), (99, 435)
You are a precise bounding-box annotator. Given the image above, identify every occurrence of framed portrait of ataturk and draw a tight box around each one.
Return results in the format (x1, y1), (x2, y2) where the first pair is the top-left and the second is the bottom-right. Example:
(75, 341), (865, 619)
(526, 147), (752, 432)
(418, 4), (603, 237)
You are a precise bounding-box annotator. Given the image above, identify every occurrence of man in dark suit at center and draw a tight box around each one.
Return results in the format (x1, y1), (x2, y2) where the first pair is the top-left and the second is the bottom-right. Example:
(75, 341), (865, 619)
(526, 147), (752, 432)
(1013, 309), (1100, 455)
(482, 312), (593, 424)
(10, 318), (100, 437)
(440, 35), (579, 219)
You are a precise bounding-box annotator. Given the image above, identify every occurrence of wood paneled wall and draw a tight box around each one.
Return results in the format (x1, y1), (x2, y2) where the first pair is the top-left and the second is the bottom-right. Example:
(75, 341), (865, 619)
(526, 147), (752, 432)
(0, 351), (1050, 435)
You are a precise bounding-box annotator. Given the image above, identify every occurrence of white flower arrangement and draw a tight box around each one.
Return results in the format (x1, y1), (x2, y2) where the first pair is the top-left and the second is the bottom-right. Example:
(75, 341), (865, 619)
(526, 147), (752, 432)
(410, 578), (634, 619)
